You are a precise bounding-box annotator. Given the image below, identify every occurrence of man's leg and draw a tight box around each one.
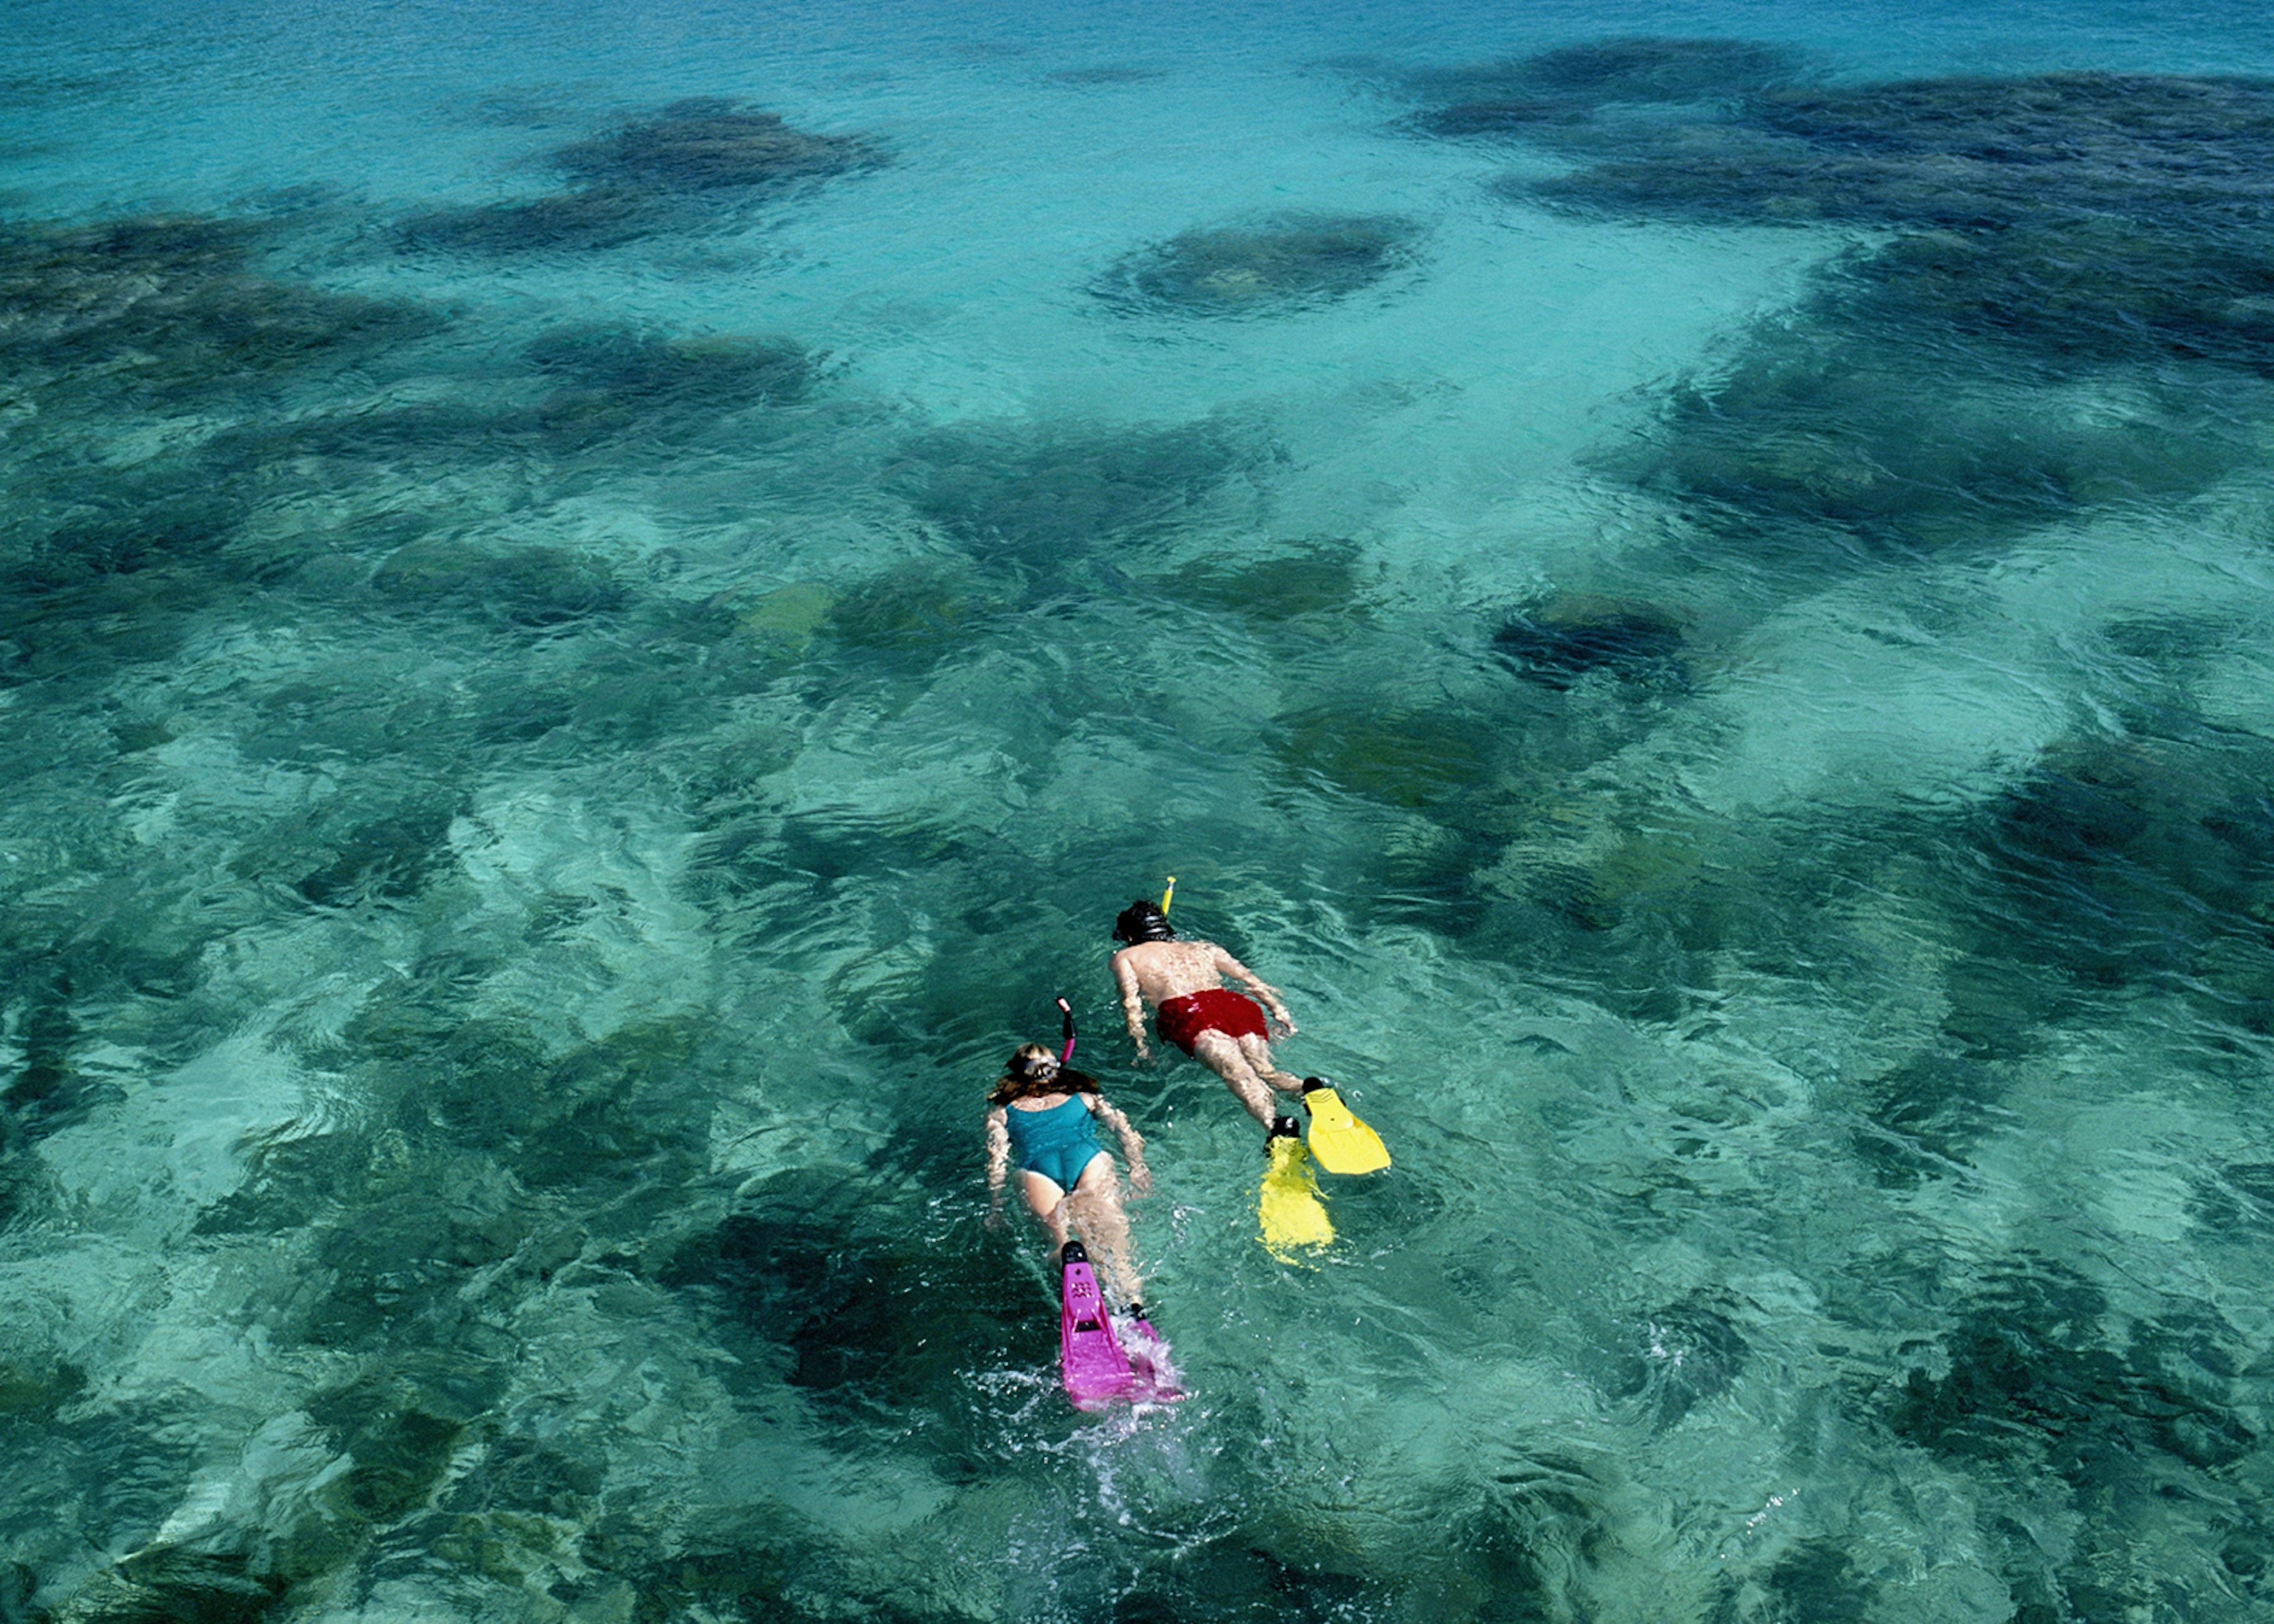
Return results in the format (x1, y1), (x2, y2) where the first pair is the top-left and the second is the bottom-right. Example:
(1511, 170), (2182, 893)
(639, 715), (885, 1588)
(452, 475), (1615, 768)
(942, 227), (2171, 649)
(1233, 1032), (1304, 1095)
(1191, 1032), (1277, 1127)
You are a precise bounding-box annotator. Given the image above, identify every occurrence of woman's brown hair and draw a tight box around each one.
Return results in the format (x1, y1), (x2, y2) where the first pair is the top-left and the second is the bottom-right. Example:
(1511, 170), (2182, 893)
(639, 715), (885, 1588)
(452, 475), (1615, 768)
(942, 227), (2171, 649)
(988, 1042), (1101, 1106)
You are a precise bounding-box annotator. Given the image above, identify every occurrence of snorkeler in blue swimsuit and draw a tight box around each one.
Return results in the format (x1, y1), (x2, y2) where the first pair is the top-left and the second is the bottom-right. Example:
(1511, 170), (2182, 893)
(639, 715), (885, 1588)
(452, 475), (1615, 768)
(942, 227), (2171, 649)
(1003, 1091), (1107, 1192)
(985, 1040), (1152, 1310)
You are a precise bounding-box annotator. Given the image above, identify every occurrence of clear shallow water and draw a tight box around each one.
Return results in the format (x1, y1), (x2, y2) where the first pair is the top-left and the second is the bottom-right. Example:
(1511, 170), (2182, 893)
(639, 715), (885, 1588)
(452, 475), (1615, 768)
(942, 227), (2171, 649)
(6, 1), (2274, 1619)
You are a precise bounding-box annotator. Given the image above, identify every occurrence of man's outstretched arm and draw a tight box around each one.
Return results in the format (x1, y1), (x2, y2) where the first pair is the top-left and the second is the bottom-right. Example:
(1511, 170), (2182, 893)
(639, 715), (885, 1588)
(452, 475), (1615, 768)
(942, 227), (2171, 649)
(1213, 946), (1296, 1035)
(1112, 954), (1154, 1060)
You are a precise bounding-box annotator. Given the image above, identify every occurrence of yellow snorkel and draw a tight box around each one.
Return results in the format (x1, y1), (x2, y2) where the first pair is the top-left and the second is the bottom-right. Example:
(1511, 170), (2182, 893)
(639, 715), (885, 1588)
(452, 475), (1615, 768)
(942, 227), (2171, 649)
(1160, 875), (1175, 915)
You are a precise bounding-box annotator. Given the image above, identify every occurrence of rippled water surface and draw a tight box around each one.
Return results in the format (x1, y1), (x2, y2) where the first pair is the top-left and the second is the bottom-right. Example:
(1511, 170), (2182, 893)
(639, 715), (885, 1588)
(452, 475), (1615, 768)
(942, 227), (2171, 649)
(7, 1), (2274, 1619)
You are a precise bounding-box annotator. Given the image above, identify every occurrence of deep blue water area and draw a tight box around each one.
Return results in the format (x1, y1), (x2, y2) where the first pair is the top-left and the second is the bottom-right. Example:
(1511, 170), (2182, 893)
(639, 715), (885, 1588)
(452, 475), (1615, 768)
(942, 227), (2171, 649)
(7, 1), (2274, 1619)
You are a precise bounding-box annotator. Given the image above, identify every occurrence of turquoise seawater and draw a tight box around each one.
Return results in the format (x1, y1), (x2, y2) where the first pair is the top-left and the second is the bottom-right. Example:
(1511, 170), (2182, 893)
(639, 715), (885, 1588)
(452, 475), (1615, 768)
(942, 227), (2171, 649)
(8, 1), (2274, 1618)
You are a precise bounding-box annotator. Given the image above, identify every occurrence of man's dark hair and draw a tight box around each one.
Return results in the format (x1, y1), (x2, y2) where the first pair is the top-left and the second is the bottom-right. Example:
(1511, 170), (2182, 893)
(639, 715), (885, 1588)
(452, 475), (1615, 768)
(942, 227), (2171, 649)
(1112, 899), (1177, 944)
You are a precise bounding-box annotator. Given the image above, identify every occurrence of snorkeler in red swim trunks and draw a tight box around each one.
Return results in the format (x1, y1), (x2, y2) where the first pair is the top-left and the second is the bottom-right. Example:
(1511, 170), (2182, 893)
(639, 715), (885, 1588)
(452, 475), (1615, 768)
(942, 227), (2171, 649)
(1110, 899), (1303, 1130)
(1154, 986), (1269, 1053)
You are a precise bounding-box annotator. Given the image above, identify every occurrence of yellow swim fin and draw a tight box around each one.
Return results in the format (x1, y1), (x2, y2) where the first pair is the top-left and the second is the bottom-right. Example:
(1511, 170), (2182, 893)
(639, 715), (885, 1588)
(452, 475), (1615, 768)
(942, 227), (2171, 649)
(1299, 1078), (1390, 1175)
(1260, 1119), (1334, 1258)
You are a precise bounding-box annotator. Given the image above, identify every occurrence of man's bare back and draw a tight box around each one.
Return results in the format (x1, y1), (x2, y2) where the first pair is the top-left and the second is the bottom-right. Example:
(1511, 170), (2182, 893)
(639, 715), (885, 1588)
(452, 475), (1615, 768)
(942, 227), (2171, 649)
(1112, 940), (1295, 1028)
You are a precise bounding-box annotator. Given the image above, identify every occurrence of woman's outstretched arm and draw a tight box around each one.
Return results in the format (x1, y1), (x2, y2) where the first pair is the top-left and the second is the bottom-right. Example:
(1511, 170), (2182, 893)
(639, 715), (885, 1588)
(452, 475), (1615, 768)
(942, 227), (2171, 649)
(1090, 1095), (1150, 1196)
(984, 1106), (1011, 1225)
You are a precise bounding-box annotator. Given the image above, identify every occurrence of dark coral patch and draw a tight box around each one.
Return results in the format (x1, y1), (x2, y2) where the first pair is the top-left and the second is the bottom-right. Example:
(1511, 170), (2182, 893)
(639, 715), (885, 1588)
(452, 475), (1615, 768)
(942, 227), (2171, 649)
(206, 397), (546, 475)
(1886, 1259), (2254, 1484)
(551, 98), (883, 194)
(1517, 36), (1798, 100)
(1274, 704), (1491, 812)
(890, 417), (1268, 561)
(1044, 65), (1167, 86)
(1103, 1539), (1370, 1623)
(1967, 741), (2274, 991)
(0, 967), (122, 1145)
(525, 323), (814, 407)
(824, 563), (1000, 657)
(1423, 54), (2274, 594)
(1842, 218), (2274, 375)
(372, 537), (629, 629)
(1739, 74), (2274, 231)
(44, 1550), (289, 1624)
(403, 97), (882, 253)
(1591, 308), (2256, 554)
(1412, 37), (1800, 107)
(2188, 1160), (2274, 1234)
(395, 186), (667, 255)
(1164, 540), (1370, 622)
(658, 1168), (1035, 1440)
(0, 454), (263, 680)
(1457, 63), (2274, 377)
(0, 214), (443, 411)
(1406, 36), (1800, 138)
(9, 478), (245, 590)
(1603, 1287), (1750, 1427)
(1743, 1542), (1873, 1623)
(1096, 213), (1422, 317)
(1493, 598), (1688, 692)
(523, 324), (818, 452)
(1852, 734), (2274, 1054)
(196, 326), (817, 478)
(1848, 1054), (2002, 1186)
(219, 787), (468, 911)
(1422, 50), (2274, 229)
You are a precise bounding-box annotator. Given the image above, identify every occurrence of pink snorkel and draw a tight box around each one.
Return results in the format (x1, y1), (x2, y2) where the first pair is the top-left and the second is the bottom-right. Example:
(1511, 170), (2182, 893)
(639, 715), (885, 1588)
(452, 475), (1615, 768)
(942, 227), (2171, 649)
(1056, 996), (1077, 1065)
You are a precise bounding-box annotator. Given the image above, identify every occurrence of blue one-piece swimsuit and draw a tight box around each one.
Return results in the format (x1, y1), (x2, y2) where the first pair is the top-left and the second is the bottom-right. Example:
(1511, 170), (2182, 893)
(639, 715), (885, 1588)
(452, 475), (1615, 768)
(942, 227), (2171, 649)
(1004, 1094), (1107, 1191)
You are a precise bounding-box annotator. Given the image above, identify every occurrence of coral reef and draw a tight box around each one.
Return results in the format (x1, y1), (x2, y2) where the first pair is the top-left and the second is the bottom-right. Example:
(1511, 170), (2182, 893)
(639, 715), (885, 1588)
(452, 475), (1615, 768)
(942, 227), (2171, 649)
(370, 537), (629, 629)
(1492, 597), (1688, 692)
(1405, 37), (1801, 132)
(1428, 52), (2274, 380)
(397, 98), (884, 257)
(1161, 539), (1370, 622)
(891, 416), (1268, 561)
(394, 185), (665, 255)
(0, 214), (442, 412)
(1095, 213), (1422, 317)
(526, 323), (813, 411)
(1395, 46), (2274, 562)
(551, 98), (882, 194)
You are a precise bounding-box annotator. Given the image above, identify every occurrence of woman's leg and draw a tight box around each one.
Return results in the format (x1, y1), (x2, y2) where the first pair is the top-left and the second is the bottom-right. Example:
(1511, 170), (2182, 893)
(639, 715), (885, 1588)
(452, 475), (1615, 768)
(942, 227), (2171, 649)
(1062, 1152), (1142, 1305)
(1020, 1170), (1071, 1252)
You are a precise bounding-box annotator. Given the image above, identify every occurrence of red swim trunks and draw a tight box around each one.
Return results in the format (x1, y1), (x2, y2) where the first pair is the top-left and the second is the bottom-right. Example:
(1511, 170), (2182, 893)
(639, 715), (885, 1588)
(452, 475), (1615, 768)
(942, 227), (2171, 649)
(1155, 988), (1268, 1055)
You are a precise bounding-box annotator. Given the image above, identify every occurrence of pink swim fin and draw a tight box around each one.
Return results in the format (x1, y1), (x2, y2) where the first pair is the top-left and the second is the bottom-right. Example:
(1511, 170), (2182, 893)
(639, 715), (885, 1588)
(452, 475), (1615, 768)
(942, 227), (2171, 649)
(1059, 1242), (1135, 1410)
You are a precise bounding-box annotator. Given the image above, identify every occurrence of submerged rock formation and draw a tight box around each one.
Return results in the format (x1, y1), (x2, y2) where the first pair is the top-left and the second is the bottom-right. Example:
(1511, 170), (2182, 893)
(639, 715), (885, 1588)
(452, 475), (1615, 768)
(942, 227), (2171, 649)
(398, 98), (885, 258)
(1095, 213), (1422, 317)
(1393, 47), (2274, 564)
(0, 214), (442, 410)
(890, 416), (1271, 561)
(551, 98), (884, 194)
(394, 185), (666, 255)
